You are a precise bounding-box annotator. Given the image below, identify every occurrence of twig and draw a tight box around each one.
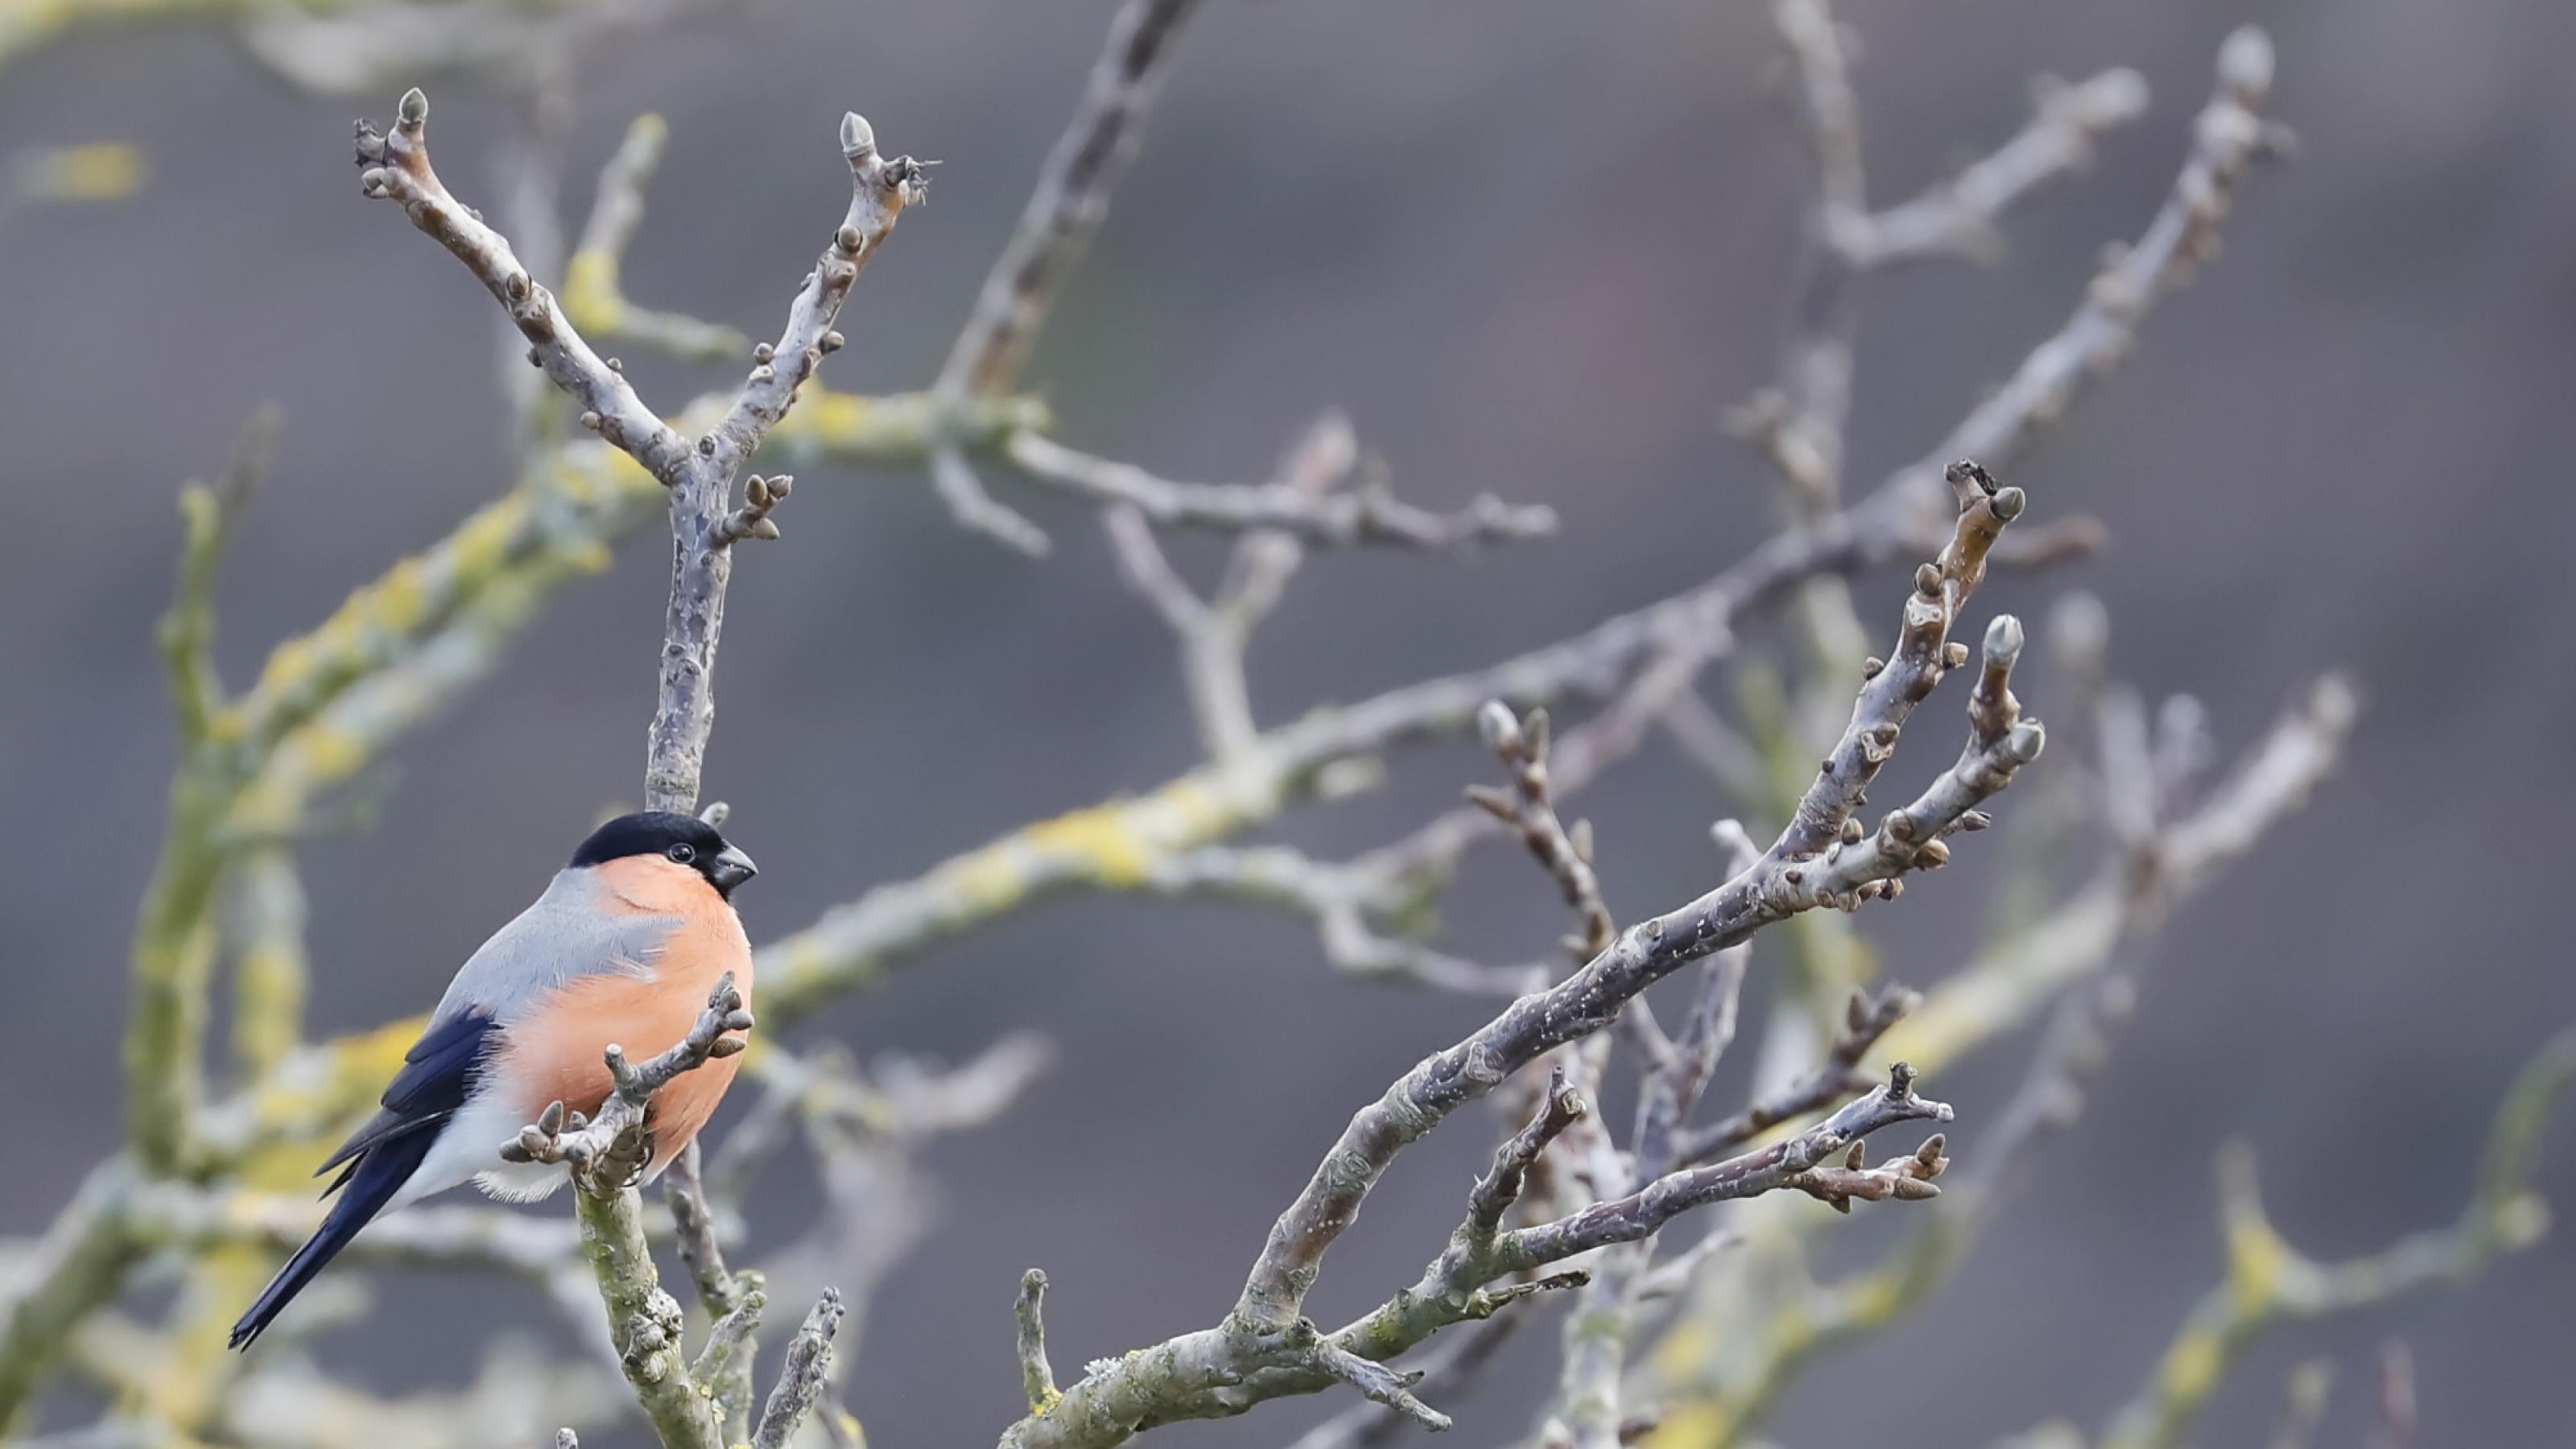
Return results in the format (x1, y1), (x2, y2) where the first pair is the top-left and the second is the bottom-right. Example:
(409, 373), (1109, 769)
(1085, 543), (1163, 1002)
(1670, 982), (1918, 1167)
(664, 1141), (749, 1317)
(1470, 704), (1616, 960)
(503, 975), (753, 1186)
(1280, 1315), (1525, 1449)
(1307, 1336), (1449, 1433)
(1016, 1270), (1059, 1414)
(750, 1290), (844, 1449)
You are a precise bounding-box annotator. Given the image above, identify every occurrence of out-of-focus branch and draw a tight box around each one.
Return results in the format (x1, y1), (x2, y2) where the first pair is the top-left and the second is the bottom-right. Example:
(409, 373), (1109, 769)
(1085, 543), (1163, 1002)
(2093, 1031), (2575, 1449)
(564, 114), (751, 362)
(1138, 844), (1541, 995)
(1856, 70), (2149, 266)
(126, 411), (280, 1176)
(158, 408), (277, 744)
(2264, 1362), (2335, 1449)
(2368, 1342), (2416, 1449)
(0, 0), (652, 78)
(1865, 27), (2287, 537)
(225, 847), (312, 1080)
(927, 0), (1204, 551)
(1012, 431), (1558, 550)
(1882, 675), (2354, 1071)
(759, 482), (1996, 1024)
(939, 0), (1199, 398)
(732, 1033), (1051, 1364)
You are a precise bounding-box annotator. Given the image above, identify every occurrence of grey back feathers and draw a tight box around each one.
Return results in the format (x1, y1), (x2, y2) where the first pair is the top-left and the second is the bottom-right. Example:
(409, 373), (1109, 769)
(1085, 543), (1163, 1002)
(430, 869), (677, 1026)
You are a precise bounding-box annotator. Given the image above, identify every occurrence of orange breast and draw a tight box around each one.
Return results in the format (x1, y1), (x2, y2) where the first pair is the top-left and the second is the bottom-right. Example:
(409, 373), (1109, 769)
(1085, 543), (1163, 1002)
(501, 886), (753, 1173)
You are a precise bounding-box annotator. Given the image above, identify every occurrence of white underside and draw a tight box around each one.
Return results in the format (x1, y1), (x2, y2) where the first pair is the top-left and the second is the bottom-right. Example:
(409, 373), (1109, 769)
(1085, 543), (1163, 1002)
(386, 1088), (568, 1210)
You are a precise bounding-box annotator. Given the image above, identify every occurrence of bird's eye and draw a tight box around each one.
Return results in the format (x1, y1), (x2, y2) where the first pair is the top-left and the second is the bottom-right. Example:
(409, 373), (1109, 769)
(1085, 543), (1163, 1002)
(667, 843), (697, 865)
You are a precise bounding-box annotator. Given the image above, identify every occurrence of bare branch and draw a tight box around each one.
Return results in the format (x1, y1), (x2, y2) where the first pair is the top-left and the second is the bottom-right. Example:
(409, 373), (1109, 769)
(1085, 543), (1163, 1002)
(1472, 704), (1616, 960)
(1465, 1067), (1591, 1246)
(643, 110), (926, 813)
(998, 472), (2041, 1449)
(1309, 1334), (1450, 1433)
(1497, 1067), (1951, 1266)
(1670, 982), (1916, 1167)
(356, 88), (688, 481)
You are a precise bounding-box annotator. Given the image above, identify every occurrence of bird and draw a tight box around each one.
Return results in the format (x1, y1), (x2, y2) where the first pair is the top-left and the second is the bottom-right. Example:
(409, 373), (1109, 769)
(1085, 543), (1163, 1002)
(229, 810), (759, 1349)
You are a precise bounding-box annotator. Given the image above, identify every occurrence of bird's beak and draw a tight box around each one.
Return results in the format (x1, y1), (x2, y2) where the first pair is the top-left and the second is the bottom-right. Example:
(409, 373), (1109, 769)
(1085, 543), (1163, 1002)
(708, 844), (758, 893)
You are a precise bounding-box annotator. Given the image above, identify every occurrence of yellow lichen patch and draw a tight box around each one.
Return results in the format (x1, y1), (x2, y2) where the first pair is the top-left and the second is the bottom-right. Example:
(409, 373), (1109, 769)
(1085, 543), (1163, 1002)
(1022, 800), (1157, 886)
(370, 554), (431, 634)
(942, 841), (1035, 915)
(2150, 1327), (2225, 1413)
(246, 634), (318, 708)
(1132, 774), (1251, 851)
(1840, 1267), (1908, 1327)
(240, 1014), (426, 1162)
(12, 141), (146, 200)
(1650, 1319), (1715, 1378)
(2223, 1212), (2289, 1309)
(448, 491), (534, 576)
(777, 386), (878, 447)
(1642, 1400), (1733, 1449)
(561, 250), (625, 333)
(283, 720), (365, 785)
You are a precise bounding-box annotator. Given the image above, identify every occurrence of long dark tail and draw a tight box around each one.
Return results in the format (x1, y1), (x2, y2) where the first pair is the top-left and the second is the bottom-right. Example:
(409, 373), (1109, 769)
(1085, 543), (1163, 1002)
(227, 1129), (436, 1348)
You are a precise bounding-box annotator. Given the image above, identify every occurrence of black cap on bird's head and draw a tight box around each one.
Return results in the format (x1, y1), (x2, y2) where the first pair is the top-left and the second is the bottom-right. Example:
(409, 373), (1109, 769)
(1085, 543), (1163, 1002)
(570, 811), (759, 897)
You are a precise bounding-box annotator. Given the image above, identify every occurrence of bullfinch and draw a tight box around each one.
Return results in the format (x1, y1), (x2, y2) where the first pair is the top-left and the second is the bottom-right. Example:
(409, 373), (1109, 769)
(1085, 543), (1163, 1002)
(229, 811), (759, 1348)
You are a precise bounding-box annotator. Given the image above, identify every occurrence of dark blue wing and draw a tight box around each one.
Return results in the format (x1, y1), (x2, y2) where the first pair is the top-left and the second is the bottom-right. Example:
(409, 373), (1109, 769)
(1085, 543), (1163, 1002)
(231, 1009), (499, 1348)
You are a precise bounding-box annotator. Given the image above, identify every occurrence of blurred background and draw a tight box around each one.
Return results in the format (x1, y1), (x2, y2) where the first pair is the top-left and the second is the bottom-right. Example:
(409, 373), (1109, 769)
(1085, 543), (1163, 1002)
(5, 0), (2574, 1443)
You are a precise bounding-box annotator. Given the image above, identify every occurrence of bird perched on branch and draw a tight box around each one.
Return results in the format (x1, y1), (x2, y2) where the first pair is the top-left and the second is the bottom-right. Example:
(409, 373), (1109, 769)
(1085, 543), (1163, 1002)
(229, 811), (759, 1348)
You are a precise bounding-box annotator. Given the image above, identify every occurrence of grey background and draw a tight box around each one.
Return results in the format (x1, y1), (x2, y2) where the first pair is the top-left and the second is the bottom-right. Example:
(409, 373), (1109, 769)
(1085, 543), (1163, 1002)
(4, 0), (2574, 1443)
